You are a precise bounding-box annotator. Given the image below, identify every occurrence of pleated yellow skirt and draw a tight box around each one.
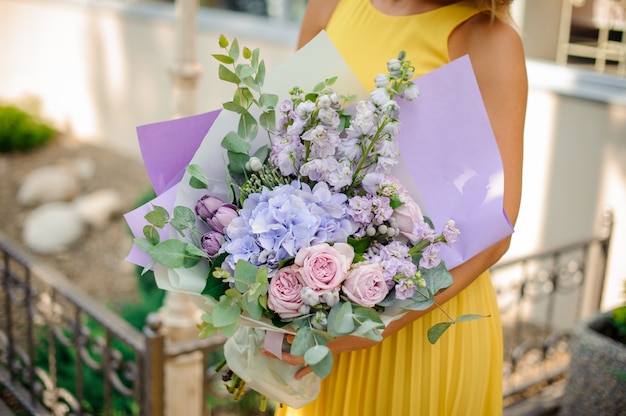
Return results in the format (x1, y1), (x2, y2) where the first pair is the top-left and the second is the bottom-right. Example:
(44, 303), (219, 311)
(275, 271), (503, 416)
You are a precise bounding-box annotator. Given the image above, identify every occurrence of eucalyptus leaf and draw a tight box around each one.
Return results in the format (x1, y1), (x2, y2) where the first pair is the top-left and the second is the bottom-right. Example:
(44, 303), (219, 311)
(291, 326), (314, 356)
(221, 131), (251, 153)
(253, 145), (270, 162)
(220, 321), (239, 337)
(243, 76), (261, 93)
(355, 320), (384, 341)
(148, 239), (189, 268)
(186, 164), (208, 188)
(145, 206), (169, 228)
(234, 87), (255, 110)
(223, 101), (247, 114)
(243, 296), (263, 321)
(229, 38), (240, 60)
(427, 321), (453, 344)
(304, 345), (330, 366)
(234, 259), (258, 292)
(213, 295), (241, 328)
(173, 206), (196, 225)
(218, 34), (229, 48)
(259, 93), (278, 110)
(142, 225), (160, 245)
(456, 314), (490, 322)
(227, 151), (250, 174)
(306, 347), (333, 378)
(353, 307), (384, 325)
(182, 254), (200, 269)
(327, 302), (355, 336)
(256, 60), (265, 87)
(235, 63), (255, 80)
(134, 237), (155, 254)
(218, 64), (240, 84)
(212, 53), (234, 64)
(251, 48), (260, 69)
(259, 110), (275, 133)
(238, 111), (258, 141)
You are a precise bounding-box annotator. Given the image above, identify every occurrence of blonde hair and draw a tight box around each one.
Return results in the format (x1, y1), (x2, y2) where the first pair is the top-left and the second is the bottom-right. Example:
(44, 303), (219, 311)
(474, 0), (514, 20)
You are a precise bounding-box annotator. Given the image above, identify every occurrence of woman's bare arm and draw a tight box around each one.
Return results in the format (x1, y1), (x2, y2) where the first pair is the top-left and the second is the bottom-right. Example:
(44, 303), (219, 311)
(297, 0), (340, 48)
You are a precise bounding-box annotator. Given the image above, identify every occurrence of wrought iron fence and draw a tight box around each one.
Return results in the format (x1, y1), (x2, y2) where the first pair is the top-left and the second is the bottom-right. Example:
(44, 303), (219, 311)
(0, 210), (614, 413)
(494, 210), (613, 405)
(0, 234), (225, 415)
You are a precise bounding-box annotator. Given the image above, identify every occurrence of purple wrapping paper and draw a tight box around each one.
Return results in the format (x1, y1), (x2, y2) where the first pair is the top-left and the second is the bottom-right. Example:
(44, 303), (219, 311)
(124, 40), (513, 270)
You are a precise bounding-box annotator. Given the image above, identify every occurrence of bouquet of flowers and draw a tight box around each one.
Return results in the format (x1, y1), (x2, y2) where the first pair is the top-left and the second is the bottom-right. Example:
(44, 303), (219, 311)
(125, 31), (513, 408)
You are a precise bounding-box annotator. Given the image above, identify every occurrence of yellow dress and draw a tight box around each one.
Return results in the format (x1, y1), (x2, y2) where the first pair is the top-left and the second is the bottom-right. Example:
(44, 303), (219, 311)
(276, 1), (503, 415)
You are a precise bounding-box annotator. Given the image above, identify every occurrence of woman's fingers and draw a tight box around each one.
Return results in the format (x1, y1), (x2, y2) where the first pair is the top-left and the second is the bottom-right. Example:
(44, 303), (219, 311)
(295, 365), (313, 380)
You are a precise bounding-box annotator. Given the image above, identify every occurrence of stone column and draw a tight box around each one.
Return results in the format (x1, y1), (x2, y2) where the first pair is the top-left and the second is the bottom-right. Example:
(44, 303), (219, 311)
(161, 1), (205, 415)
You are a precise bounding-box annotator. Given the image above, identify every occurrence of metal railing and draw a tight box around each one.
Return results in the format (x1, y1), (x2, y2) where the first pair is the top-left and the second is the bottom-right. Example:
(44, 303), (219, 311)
(0, 210), (614, 413)
(0, 234), (225, 415)
(494, 210), (613, 405)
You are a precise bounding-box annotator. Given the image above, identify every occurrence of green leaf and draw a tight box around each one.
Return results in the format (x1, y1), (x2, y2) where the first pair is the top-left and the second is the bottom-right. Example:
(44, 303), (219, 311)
(306, 346), (333, 378)
(223, 101), (247, 114)
(213, 295), (241, 328)
(252, 146), (269, 164)
(242, 46), (252, 60)
(227, 151), (250, 174)
(221, 131), (251, 153)
(353, 307), (384, 325)
(173, 205), (196, 225)
(212, 53), (234, 64)
(145, 206), (169, 228)
(134, 237), (155, 254)
(325, 76), (338, 86)
(347, 236), (372, 254)
(291, 326), (315, 356)
(148, 239), (189, 268)
(185, 243), (208, 259)
(259, 93), (278, 110)
(202, 253), (230, 299)
(229, 38), (240, 61)
(310, 329), (334, 344)
(313, 82), (325, 93)
(234, 260), (258, 292)
(427, 322), (453, 344)
(389, 196), (404, 210)
(243, 76), (261, 93)
(238, 111), (258, 141)
(142, 225), (160, 245)
(327, 302), (355, 336)
(235, 63), (255, 80)
(243, 296), (263, 320)
(355, 320), (384, 341)
(220, 321), (239, 337)
(259, 110), (275, 133)
(218, 64), (240, 84)
(234, 87), (255, 110)
(455, 314), (490, 323)
(304, 345), (330, 366)
(186, 164), (208, 188)
(256, 60), (265, 87)
(251, 48), (260, 69)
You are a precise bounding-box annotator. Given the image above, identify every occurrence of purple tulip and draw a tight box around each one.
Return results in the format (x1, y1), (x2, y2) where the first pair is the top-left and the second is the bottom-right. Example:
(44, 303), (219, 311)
(195, 195), (227, 221)
(207, 205), (238, 233)
(200, 231), (223, 258)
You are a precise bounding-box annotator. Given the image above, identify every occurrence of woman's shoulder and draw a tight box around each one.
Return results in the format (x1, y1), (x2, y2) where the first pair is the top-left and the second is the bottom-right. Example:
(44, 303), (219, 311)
(297, 0), (341, 48)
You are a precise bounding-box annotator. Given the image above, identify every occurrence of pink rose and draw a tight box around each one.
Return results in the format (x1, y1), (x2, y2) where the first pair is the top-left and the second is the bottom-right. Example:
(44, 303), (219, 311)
(390, 176), (424, 242)
(294, 243), (354, 292)
(342, 263), (389, 308)
(267, 265), (306, 319)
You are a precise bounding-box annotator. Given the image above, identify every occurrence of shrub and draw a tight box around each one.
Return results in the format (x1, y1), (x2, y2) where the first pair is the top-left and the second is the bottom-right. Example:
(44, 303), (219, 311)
(0, 105), (56, 152)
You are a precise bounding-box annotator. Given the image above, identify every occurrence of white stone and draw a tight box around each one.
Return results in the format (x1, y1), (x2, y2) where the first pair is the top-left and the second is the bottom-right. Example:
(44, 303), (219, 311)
(22, 202), (85, 253)
(74, 188), (124, 228)
(70, 157), (96, 180)
(17, 165), (80, 206)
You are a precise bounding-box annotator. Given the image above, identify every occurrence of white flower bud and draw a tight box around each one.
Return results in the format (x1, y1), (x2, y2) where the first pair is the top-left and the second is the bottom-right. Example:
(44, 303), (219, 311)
(322, 290), (340, 307)
(247, 156), (263, 172)
(387, 59), (402, 72)
(374, 73), (390, 88)
(402, 83), (420, 101)
(299, 304), (311, 315)
(366, 226), (376, 237)
(378, 224), (388, 235)
(301, 286), (320, 306)
(311, 311), (328, 330)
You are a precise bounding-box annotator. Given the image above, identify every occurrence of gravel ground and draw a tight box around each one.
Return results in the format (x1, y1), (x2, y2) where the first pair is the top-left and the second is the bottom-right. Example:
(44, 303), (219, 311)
(0, 134), (152, 309)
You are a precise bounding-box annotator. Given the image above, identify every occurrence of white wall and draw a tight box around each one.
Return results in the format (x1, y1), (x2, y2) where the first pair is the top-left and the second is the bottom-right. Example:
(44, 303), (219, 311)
(2, 0), (625, 310)
(0, 0), (299, 157)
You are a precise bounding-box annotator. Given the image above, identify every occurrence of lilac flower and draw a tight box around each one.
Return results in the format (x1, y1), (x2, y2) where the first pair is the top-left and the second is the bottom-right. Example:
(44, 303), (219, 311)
(413, 221), (436, 242)
(347, 196), (374, 225)
(370, 88), (391, 107)
(371, 196), (393, 225)
(336, 137), (362, 161)
(395, 278), (416, 300)
(317, 108), (340, 129)
(442, 220), (460, 246)
(419, 243), (441, 269)
(302, 125), (341, 158)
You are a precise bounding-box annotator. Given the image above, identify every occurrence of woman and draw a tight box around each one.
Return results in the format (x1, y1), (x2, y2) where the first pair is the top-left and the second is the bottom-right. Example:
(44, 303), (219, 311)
(271, 1), (527, 414)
